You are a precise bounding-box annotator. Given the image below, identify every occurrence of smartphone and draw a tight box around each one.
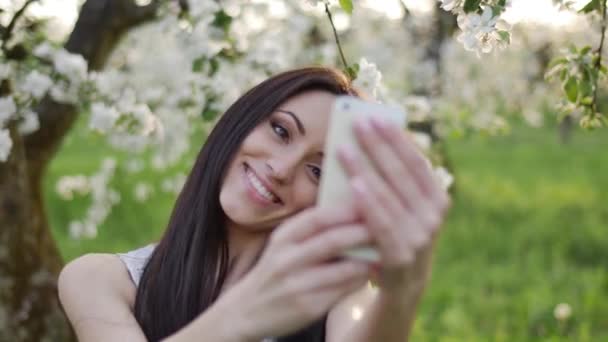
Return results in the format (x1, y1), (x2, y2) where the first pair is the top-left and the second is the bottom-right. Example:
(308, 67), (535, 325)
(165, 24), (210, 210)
(317, 96), (407, 262)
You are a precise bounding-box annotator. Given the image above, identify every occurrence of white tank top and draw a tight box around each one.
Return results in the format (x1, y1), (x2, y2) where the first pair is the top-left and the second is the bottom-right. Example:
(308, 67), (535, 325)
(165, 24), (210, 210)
(117, 244), (276, 342)
(117, 244), (156, 287)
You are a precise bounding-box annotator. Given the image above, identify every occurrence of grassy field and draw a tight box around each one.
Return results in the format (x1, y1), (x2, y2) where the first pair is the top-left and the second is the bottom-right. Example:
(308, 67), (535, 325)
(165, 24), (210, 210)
(46, 120), (608, 341)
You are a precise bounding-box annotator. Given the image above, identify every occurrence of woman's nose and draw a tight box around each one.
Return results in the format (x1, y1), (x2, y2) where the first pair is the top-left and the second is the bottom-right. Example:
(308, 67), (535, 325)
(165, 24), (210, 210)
(266, 156), (298, 185)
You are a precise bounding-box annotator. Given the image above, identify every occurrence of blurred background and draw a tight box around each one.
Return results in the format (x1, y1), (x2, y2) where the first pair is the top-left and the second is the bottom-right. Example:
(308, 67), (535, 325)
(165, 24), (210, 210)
(0, 0), (607, 341)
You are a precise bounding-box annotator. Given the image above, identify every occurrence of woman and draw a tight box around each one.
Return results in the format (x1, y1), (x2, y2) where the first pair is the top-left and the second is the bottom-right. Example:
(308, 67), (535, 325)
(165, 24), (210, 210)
(58, 67), (450, 342)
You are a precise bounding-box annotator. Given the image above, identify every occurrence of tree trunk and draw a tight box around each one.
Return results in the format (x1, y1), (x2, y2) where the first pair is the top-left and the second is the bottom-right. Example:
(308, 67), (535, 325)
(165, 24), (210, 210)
(0, 1), (159, 341)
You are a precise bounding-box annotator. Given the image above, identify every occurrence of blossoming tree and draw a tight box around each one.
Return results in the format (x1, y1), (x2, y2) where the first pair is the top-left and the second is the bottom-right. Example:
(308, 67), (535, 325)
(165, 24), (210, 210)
(0, 0), (604, 340)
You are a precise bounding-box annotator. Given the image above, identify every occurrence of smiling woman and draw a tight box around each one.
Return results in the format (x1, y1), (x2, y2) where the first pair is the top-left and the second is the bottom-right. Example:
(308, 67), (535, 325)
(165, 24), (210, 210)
(58, 65), (449, 342)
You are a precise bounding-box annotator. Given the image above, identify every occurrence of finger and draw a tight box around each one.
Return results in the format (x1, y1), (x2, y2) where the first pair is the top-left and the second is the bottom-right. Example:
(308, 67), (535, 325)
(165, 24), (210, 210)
(350, 177), (423, 266)
(371, 117), (444, 201)
(338, 141), (438, 231)
(290, 272), (369, 320)
(290, 259), (371, 292)
(270, 205), (357, 245)
(351, 117), (427, 210)
(285, 224), (373, 268)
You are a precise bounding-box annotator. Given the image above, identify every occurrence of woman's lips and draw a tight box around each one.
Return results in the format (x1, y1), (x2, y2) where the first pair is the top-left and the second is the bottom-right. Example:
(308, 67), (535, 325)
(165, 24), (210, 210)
(243, 163), (282, 206)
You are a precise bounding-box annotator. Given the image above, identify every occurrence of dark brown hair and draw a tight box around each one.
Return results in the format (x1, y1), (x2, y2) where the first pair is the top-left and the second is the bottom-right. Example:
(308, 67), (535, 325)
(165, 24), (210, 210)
(134, 67), (358, 341)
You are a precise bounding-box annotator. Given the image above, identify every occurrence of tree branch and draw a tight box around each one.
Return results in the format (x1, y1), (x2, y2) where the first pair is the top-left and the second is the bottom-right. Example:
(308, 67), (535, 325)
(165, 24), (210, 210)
(1, 0), (38, 53)
(324, 2), (350, 70)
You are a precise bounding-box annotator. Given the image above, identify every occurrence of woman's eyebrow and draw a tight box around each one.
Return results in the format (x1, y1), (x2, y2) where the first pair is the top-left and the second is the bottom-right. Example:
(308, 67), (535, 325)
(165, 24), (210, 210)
(276, 109), (306, 136)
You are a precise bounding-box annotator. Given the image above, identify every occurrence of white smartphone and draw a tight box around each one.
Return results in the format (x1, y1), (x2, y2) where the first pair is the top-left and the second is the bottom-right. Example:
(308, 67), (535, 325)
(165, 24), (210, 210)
(317, 96), (407, 262)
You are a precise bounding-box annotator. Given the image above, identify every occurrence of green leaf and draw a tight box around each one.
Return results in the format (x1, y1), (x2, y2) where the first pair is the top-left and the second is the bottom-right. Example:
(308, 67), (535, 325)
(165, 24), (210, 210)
(559, 68), (568, 82)
(563, 77), (579, 103)
(463, 0), (482, 13)
(548, 57), (568, 69)
(497, 31), (510, 44)
(212, 10), (232, 32)
(579, 0), (600, 13)
(339, 0), (354, 14)
(209, 58), (220, 77)
(579, 78), (593, 98)
(202, 108), (219, 122)
(581, 96), (594, 105)
(580, 45), (592, 55)
(192, 57), (206, 72)
(346, 65), (358, 80)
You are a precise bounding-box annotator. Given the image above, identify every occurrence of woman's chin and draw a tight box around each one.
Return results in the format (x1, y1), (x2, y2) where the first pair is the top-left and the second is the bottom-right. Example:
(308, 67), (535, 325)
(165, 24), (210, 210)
(223, 210), (281, 232)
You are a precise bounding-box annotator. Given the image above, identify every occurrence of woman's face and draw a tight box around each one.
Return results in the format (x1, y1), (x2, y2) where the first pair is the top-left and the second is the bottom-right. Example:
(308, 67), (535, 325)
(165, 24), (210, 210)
(220, 90), (337, 231)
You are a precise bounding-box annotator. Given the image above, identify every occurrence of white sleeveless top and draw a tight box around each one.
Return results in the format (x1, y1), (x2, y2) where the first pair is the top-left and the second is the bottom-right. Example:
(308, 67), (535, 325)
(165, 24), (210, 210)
(117, 244), (156, 287)
(117, 244), (276, 342)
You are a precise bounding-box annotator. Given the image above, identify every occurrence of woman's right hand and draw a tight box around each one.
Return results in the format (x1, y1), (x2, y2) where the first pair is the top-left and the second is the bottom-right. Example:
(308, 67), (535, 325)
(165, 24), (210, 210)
(221, 205), (374, 341)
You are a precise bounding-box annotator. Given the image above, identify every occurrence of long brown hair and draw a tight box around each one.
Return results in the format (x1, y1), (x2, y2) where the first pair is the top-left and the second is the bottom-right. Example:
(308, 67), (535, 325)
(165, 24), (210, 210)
(134, 67), (358, 341)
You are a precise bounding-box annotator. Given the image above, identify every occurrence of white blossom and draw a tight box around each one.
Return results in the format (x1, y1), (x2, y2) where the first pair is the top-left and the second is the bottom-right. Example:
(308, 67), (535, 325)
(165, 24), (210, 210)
(21, 70), (53, 99)
(18, 110), (40, 135)
(49, 81), (79, 104)
(89, 71), (122, 99)
(161, 173), (187, 194)
(68, 221), (98, 239)
(433, 166), (454, 190)
(130, 104), (158, 136)
(554, 303), (572, 321)
(0, 96), (17, 127)
(0, 63), (13, 80)
(56, 175), (90, 200)
(53, 49), (88, 83)
(0, 128), (12, 162)
(33, 42), (55, 59)
(89, 102), (120, 133)
(134, 182), (153, 202)
(353, 58), (382, 99)
(456, 6), (511, 56)
(188, 0), (220, 19)
(411, 132), (432, 151)
(125, 159), (145, 173)
(439, 0), (463, 12)
(64, 158), (120, 239)
(403, 96), (433, 121)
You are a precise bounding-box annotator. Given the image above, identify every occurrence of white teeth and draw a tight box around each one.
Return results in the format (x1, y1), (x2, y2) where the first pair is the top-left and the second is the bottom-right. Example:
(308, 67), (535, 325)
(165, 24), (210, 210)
(246, 169), (278, 202)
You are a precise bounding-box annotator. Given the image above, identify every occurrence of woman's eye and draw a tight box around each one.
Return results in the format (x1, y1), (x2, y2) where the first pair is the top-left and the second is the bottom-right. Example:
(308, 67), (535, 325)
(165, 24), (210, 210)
(308, 165), (321, 179)
(270, 121), (289, 141)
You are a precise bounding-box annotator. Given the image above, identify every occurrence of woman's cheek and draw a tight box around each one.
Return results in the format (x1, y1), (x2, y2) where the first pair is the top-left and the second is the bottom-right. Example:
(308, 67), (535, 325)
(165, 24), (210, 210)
(293, 179), (319, 209)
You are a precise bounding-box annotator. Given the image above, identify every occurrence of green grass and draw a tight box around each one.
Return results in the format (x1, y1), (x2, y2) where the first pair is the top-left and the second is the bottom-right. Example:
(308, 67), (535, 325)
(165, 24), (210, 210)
(46, 121), (608, 341)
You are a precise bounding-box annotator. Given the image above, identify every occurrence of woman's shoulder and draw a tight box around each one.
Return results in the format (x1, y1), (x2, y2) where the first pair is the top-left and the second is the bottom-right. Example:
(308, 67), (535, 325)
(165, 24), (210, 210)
(58, 253), (138, 309)
(57, 253), (148, 341)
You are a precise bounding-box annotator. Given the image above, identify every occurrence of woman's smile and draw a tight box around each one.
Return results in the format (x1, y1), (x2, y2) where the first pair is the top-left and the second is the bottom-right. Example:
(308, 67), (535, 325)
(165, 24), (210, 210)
(243, 162), (283, 206)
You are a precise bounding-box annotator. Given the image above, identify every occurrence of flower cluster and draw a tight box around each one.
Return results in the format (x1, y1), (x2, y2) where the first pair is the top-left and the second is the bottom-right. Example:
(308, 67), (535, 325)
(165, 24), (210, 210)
(0, 42), (90, 162)
(438, 1), (512, 56)
(456, 6), (511, 56)
(60, 158), (120, 239)
(353, 58), (383, 100)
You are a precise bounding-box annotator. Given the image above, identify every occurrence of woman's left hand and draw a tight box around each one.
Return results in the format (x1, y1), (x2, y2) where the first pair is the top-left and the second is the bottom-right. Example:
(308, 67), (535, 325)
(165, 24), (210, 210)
(336, 115), (451, 292)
